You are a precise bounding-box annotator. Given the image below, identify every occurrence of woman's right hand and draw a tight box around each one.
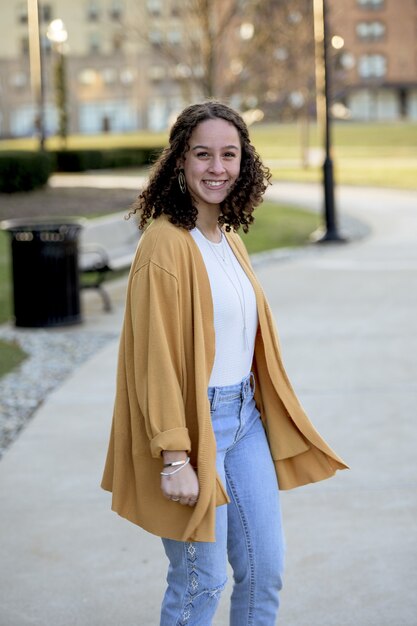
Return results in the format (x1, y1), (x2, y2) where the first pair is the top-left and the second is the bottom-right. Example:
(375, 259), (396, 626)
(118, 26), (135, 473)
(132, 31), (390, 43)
(161, 455), (199, 507)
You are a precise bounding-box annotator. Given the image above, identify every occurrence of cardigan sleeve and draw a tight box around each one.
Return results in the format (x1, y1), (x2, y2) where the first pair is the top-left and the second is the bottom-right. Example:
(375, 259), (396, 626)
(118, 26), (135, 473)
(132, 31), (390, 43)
(130, 261), (191, 458)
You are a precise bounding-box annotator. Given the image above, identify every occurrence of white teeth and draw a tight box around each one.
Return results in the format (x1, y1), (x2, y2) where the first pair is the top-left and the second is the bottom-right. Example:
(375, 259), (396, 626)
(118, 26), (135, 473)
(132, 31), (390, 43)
(204, 181), (225, 188)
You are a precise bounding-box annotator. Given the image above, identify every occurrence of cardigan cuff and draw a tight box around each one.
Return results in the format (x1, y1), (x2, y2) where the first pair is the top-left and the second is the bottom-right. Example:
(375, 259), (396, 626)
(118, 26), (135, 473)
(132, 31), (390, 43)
(150, 427), (192, 458)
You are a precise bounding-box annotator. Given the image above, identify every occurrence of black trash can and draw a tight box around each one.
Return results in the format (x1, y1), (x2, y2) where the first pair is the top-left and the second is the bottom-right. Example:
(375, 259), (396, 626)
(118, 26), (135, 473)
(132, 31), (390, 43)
(1, 218), (84, 328)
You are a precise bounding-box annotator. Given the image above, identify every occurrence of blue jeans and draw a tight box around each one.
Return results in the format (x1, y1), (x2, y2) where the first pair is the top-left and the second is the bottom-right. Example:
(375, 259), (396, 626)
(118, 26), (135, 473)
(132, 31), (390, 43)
(160, 372), (285, 626)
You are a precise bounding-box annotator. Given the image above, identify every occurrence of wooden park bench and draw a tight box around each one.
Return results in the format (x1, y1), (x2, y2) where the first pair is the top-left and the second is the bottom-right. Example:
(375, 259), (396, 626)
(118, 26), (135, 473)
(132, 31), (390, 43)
(79, 211), (141, 312)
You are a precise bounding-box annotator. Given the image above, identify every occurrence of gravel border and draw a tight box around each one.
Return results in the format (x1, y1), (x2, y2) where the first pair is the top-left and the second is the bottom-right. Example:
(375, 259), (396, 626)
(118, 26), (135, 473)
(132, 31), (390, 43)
(0, 327), (118, 459)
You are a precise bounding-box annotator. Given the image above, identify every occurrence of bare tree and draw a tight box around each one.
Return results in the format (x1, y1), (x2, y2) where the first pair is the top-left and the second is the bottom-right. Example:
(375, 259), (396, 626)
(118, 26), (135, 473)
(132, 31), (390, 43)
(215, 0), (316, 165)
(124, 0), (318, 147)
(125, 0), (249, 100)
(226, 0), (315, 118)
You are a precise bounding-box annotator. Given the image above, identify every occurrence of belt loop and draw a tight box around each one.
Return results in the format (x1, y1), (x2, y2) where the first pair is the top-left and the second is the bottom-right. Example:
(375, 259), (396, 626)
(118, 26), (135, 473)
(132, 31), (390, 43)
(241, 372), (252, 400)
(241, 376), (246, 400)
(250, 371), (255, 396)
(210, 387), (220, 412)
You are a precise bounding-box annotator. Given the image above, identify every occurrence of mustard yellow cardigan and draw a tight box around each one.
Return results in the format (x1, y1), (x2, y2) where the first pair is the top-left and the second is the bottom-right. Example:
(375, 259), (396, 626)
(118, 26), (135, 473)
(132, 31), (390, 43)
(101, 215), (348, 542)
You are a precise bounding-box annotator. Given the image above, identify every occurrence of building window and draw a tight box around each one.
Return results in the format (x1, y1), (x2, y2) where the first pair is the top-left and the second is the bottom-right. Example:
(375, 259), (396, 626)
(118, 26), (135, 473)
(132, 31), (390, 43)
(193, 64), (204, 78)
(78, 68), (98, 85)
(120, 68), (135, 85)
(21, 36), (29, 56)
(149, 30), (163, 46)
(87, 0), (100, 22)
(10, 72), (28, 89)
(167, 30), (181, 45)
(357, 0), (385, 9)
(16, 3), (28, 24)
(39, 4), (53, 22)
(17, 2), (52, 24)
(113, 31), (123, 52)
(356, 21), (386, 40)
(147, 0), (162, 16)
(173, 64), (192, 79)
(88, 31), (101, 54)
(358, 54), (387, 78)
(40, 35), (52, 54)
(109, 0), (123, 20)
(274, 47), (289, 61)
(102, 68), (117, 84)
(148, 66), (165, 81)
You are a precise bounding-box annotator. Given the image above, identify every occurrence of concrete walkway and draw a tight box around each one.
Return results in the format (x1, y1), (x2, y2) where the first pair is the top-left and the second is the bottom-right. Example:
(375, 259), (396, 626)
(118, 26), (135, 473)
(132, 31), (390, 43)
(1, 181), (416, 625)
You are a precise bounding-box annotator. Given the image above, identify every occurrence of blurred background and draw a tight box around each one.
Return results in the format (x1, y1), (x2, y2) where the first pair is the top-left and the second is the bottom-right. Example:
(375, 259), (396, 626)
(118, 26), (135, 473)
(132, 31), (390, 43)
(0, 0), (416, 185)
(1, 0), (417, 134)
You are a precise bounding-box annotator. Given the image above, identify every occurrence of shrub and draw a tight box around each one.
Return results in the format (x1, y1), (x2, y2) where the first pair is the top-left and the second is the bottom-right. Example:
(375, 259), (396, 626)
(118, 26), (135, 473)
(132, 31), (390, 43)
(53, 149), (105, 172)
(0, 151), (54, 193)
(52, 147), (162, 172)
(104, 147), (163, 168)
(0, 147), (164, 191)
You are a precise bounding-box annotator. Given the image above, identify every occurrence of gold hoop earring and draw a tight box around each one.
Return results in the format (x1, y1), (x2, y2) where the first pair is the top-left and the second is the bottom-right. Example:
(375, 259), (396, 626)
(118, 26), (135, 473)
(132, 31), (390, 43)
(178, 170), (187, 194)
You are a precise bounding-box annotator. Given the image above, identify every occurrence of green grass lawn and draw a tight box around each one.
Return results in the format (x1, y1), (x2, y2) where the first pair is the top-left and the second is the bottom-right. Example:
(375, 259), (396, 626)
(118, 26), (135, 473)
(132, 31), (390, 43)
(268, 161), (417, 189)
(243, 200), (318, 253)
(1, 121), (416, 189)
(0, 231), (12, 323)
(0, 337), (27, 379)
(252, 122), (417, 189)
(0, 130), (167, 152)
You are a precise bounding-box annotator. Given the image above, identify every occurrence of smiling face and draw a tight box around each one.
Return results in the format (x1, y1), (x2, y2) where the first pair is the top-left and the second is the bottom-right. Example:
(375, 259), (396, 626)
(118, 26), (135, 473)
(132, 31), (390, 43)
(182, 118), (242, 217)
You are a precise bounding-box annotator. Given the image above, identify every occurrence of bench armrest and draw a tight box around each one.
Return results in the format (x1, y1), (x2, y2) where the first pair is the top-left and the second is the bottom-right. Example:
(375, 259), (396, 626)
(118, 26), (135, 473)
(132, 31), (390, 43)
(79, 243), (110, 271)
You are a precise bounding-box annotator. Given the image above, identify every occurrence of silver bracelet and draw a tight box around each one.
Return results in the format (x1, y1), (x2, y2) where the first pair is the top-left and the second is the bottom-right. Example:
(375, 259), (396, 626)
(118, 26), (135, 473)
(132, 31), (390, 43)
(163, 459), (188, 468)
(160, 456), (190, 476)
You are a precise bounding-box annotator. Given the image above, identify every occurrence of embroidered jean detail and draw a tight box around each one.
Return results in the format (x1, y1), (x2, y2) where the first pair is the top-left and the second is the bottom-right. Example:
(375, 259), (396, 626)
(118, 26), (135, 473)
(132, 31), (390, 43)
(186, 544), (199, 596)
(177, 543), (198, 625)
(177, 543), (226, 626)
(225, 468), (256, 626)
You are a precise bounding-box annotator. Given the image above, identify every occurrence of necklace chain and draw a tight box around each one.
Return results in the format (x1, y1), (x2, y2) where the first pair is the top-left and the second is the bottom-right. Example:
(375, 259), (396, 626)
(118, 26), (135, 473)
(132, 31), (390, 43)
(195, 224), (226, 261)
(223, 241), (249, 350)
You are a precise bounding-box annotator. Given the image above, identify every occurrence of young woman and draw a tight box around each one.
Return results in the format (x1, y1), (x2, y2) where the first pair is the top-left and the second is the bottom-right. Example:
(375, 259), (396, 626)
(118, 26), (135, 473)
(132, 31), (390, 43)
(101, 101), (347, 626)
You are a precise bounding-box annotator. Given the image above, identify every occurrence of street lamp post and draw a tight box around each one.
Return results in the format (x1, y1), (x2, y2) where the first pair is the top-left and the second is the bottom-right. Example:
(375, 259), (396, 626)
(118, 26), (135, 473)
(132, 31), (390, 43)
(313, 0), (345, 242)
(46, 19), (69, 148)
(27, 0), (45, 150)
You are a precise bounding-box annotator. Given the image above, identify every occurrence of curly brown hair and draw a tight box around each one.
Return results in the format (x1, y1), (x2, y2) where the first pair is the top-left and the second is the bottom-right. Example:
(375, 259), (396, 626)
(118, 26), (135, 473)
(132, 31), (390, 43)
(130, 101), (271, 233)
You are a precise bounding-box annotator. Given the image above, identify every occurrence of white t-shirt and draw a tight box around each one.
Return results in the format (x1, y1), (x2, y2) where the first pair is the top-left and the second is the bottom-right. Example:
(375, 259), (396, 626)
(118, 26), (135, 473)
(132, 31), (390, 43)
(190, 227), (258, 387)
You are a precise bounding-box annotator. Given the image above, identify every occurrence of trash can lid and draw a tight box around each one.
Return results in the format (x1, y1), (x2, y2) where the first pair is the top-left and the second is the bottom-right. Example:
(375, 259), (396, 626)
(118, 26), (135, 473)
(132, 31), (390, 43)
(0, 216), (86, 233)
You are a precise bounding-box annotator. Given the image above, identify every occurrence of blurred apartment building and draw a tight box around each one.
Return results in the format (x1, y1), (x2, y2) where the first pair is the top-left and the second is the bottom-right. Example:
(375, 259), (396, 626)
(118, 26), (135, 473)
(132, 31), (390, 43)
(0, 0), (416, 138)
(329, 0), (417, 120)
(0, 0), (193, 137)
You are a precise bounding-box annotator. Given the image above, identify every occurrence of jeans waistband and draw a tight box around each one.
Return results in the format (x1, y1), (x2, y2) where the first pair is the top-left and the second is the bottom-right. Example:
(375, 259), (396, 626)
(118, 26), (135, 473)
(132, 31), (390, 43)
(208, 372), (255, 411)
